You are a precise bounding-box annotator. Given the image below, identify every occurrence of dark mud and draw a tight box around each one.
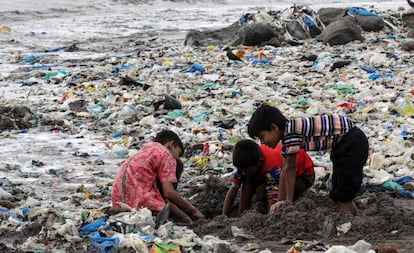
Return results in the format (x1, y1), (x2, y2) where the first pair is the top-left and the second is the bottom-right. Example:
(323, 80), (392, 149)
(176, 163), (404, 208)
(186, 176), (414, 252)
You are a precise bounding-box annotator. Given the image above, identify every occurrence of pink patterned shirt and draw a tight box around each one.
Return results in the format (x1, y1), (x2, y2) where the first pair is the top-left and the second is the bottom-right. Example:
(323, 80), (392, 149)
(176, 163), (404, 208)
(111, 142), (177, 211)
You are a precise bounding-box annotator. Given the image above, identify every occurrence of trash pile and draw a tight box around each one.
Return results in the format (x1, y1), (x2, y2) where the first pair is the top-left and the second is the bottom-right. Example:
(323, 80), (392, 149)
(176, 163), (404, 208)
(1, 2), (414, 253)
(185, 4), (409, 48)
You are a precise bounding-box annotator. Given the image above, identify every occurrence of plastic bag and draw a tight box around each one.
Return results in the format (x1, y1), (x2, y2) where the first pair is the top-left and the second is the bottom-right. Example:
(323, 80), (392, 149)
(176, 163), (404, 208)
(149, 243), (182, 253)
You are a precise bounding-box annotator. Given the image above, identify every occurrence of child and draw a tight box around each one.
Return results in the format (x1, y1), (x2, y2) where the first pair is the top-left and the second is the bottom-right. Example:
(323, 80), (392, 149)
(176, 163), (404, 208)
(222, 139), (314, 217)
(111, 130), (205, 224)
(248, 104), (369, 215)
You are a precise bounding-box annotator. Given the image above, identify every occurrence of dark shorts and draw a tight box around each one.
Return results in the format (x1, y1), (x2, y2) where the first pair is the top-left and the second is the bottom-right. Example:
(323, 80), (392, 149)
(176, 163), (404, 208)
(265, 168), (315, 202)
(294, 173), (315, 200)
(329, 127), (369, 202)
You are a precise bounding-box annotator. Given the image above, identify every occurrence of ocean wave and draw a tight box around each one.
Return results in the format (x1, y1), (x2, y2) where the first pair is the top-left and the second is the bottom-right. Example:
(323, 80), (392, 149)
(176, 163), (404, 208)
(1, 0), (407, 14)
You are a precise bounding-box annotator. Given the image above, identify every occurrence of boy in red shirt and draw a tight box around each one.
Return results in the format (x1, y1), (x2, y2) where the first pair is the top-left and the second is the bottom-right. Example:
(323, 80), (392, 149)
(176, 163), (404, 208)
(112, 130), (204, 224)
(222, 139), (314, 216)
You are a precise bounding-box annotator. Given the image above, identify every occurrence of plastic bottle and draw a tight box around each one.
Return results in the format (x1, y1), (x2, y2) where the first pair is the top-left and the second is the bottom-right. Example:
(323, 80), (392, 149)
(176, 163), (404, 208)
(393, 96), (414, 116)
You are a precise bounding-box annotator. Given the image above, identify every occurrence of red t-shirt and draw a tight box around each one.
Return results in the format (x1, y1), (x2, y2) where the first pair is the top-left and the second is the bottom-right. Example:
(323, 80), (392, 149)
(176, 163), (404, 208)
(273, 143), (314, 176)
(232, 143), (314, 187)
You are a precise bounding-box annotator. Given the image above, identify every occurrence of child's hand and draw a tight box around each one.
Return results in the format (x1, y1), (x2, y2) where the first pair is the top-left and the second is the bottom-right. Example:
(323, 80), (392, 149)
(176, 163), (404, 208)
(183, 216), (193, 225)
(269, 200), (290, 214)
(192, 209), (206, 220)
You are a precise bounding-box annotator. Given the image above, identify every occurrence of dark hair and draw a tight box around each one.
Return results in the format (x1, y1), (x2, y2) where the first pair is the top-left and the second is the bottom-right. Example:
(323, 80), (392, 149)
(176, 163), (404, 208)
(154, 130), (184, 156)
(232, 139), (262, 168)
(247, 104), (287, 138)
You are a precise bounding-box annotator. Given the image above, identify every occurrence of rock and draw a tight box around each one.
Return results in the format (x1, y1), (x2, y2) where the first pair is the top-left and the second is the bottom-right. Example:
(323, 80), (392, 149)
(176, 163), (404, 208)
(184, 21), (241, 47)
(318, 8), (347, 26)
(183, 6), (382, 47)
(322, 18), (364, 45)
(355, 15), (385, 32)
(241, 22), (282, 46)
(258, 37), (281, 47)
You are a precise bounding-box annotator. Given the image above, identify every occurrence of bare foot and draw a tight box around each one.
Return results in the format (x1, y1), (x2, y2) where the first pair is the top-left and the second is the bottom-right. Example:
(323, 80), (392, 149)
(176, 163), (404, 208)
(337, 201), (359, 216)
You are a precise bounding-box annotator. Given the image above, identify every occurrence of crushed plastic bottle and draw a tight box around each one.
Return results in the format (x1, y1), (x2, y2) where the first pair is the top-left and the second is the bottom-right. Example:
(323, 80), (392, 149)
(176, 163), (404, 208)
(392, 96), (414, 116)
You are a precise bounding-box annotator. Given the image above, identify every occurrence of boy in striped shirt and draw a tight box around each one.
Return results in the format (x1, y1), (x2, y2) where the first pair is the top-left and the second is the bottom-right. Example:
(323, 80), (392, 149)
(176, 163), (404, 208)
(247, 104), (369, 215)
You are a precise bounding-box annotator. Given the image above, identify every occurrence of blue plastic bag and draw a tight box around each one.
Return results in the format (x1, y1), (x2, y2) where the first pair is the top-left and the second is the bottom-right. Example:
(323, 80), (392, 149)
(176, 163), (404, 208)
(81, 217), (108, 236)
(369, 73), (382, 80)
(397, 189), (414, 199)
(239, 14), (246, 27)
(88, 231), (119, 253)
(187, 64), (205, 73)
(348, 7), (378, 16)
(305, 16), (315, 28)
(394, 176), (414, 185)
(252, 59), (271, 66)
(361, 66), (375, 73)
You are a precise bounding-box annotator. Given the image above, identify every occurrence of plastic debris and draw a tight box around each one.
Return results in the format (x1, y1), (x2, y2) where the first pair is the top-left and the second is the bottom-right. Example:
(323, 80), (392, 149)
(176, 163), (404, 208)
(88, 231), (120, 253)
(0, 1), (413, 252)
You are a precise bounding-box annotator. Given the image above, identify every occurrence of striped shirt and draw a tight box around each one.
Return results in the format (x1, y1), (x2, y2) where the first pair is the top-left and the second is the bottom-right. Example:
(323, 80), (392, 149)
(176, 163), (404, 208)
(282, 115), (355, 155)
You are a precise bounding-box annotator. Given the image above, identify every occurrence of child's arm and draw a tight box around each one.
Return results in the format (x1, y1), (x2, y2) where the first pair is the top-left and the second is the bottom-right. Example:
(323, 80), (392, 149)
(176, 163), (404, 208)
(161, 182), (205, 220)
(169, 202), (192, 224)
(278, 169), (286, 201)
(282, 154), (297, 203)
(238, 180), (253, 216)
(270, 154), (297, 213)
(222, 186), (239, 216)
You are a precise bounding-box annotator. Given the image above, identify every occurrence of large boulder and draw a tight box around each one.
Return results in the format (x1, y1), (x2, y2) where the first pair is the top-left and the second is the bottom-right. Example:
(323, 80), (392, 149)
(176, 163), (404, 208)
(318, 8), (347, 26)
(355, 15), (385, 32)
(184, 21), (241, 47)
(319, 7), (384, 32)
(184, 20), (283, 47)
(322, 18), (364, 45)
(240, 22), (282, 46)
(258, 37), (282, 48)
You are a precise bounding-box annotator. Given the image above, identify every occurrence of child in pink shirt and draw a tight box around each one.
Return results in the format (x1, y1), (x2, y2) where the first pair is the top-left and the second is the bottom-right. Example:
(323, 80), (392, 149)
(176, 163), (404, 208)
(112, 130), (204, 224)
